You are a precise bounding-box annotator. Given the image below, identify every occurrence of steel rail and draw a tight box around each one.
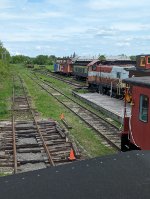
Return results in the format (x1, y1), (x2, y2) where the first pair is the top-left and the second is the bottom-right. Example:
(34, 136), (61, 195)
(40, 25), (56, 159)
(28, 75), (120, 151)
(19, 77), (55, 166)
(12, 78), (17, 174)
(35, 70), (86, 88)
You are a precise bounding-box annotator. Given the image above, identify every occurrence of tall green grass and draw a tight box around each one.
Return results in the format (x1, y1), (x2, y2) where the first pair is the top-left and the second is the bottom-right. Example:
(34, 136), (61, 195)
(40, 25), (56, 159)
(0, 60), (11, 119)
(0, 60), (10, 78)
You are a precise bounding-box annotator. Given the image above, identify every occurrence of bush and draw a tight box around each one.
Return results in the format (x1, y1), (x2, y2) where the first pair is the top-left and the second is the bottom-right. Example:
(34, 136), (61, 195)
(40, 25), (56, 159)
(0, 102), (7, 115)
(0, 60), (9, 78)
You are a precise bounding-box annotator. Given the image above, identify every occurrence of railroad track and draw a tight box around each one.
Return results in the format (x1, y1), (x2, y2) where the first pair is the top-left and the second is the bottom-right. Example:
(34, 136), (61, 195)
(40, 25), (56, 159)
(34, 70), (86, 88)
(0, 76), (80, 174)
(28, 74), (121, 151)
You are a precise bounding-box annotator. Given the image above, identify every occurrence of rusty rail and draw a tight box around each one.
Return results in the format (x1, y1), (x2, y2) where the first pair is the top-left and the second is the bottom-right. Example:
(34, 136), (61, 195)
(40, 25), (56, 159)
(19, 77), (55, 166)
(12, 80), (17, 174)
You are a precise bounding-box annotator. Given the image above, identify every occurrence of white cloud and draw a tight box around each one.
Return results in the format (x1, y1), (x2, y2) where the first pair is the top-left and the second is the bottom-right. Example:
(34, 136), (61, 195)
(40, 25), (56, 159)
(87, 0), (124, 10)
(12, 51), (22, 55)
(112, 23), (150, 32)
(1, 0), (150, 56)
(116, 42), (131, 47)
(35, 45), (51, 50)
(35, 45), (42, 50)
(0, 0), (14, 9)
(46, 0), (72, 6)
(0, 0), (28, 9)
(0, 11), (65, 21)
(87, 0), (150, 10)
(96, 28), (117, 37)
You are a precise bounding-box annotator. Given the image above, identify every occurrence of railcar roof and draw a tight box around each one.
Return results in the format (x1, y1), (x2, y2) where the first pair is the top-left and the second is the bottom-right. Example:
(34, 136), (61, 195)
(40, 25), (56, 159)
(137, 54), (150, 57)
(97, 64), (135, 68)
(124, 76), (150, 87)
(87, 59), (100, 66)
(126, 67), (150, 72)
(0, 151), (150, 199)
(105, 55), (131, 61)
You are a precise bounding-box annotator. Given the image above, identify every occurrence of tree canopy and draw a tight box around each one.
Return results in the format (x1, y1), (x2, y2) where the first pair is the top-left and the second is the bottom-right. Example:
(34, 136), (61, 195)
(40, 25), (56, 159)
(98, 55), (106, 61)
(130, 55), (136, 61)
(33, 55), (56, 65)
(10, 55), (31, 64)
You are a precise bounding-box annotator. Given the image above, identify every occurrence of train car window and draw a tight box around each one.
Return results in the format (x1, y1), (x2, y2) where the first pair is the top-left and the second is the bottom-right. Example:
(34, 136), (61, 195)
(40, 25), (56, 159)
(116, 72), (121, 79)
(140, 57), (146, 66)
(147, 57), (150, 64)
(92, 65), (96, 71)
(139, 95), (149, 122)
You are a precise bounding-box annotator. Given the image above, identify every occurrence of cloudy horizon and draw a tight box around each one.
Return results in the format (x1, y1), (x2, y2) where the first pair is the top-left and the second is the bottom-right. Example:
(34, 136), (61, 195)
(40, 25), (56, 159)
(0, 0), (150, 57)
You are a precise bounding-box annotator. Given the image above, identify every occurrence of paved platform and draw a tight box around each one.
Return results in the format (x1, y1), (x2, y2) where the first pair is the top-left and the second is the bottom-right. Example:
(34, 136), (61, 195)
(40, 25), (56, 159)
(73, 92), (131, 124)
(0, 151), (150, 199)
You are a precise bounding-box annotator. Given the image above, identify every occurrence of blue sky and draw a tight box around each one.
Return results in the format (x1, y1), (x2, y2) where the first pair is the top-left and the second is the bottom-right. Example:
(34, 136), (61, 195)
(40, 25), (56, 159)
(0, 0), (150, 57)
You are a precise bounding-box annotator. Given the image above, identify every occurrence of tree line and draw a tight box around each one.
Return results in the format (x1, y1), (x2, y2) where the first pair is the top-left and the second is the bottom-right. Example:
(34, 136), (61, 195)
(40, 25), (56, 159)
(10, 54), (57, 65)
(0, 42), (10, 78)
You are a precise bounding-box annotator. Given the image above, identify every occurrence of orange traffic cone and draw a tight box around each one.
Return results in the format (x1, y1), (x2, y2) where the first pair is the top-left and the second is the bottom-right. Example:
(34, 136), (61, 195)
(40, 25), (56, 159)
(68, 148), (76, 161)
(60, 113), (64, 120)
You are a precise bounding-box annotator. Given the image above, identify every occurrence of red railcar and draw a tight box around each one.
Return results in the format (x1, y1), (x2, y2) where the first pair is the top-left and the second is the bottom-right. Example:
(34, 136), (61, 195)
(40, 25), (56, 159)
(121, 76), (150, 151)
(55, 59), (73, 76)
(62, 59), (73, 75)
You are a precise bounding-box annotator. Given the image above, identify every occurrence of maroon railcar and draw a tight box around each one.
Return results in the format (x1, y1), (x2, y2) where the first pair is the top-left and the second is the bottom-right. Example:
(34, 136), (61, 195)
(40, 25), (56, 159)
(121, 76), (150, 151)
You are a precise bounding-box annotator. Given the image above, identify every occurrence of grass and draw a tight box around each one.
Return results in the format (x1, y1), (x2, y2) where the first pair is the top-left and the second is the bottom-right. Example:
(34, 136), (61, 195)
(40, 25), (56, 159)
(0, 75), (12, 120)
(46, 65), (54, 72)
(0, 102), (8, 115)
(0, 173), (10, 177)
(12, 64), (116, 157)
(75, 88), (90, 94)
(33, 64), (40, 70)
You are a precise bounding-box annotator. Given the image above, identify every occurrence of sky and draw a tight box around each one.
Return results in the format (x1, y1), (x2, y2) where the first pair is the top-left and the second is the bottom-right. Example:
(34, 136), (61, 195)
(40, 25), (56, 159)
(0, 0), (150, 57)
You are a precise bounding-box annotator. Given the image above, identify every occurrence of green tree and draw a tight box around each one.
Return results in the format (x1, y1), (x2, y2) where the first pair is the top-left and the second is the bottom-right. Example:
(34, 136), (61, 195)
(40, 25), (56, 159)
(99, 55), (106, 61)
(48, 55), (56, 65)
(10, 55), (30, 64)
(130, 55), (136, 61)
(33, 55), (48, 65)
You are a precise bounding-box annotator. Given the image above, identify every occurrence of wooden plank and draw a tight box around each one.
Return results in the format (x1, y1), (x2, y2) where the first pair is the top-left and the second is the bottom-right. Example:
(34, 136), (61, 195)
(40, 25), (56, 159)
(72, 142), (80, 158)
(56, 125), (66, 138)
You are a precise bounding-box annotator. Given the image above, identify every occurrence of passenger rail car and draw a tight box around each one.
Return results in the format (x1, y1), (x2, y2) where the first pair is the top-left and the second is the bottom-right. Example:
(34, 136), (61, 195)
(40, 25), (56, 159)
(72, 58), (94, 80)
(73, 65), (88, 80)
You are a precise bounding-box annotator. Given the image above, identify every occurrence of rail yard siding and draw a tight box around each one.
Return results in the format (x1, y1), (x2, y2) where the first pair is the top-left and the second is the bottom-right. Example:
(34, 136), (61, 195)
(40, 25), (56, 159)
(72, 92), (131, 124)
